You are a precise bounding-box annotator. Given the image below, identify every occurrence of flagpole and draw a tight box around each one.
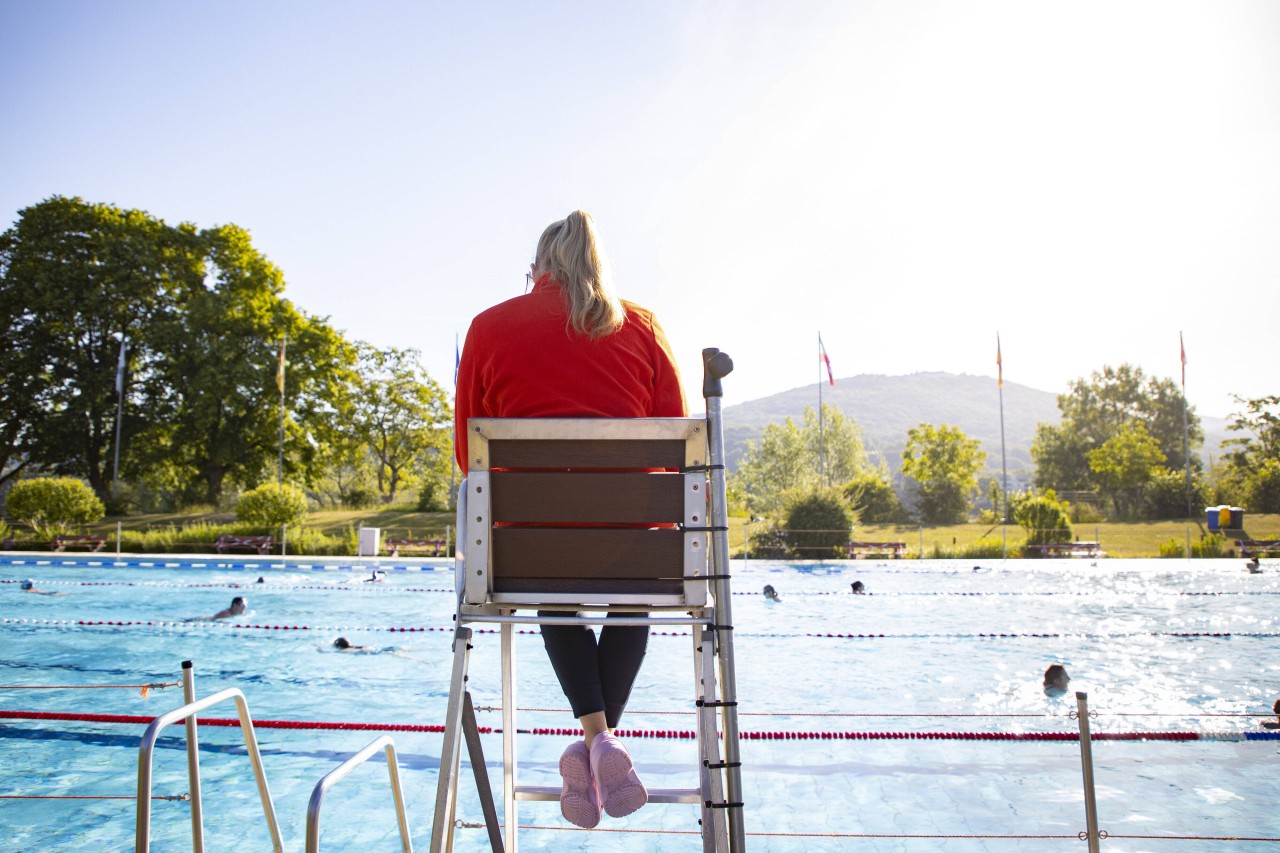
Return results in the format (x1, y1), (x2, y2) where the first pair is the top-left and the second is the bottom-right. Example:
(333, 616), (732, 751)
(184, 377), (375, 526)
(997, 333), (1008, 559)
(817, 332), (825, 486)
(112, 333), (126, 500)
(278, 336), (286, 484)
(1181, 332), (1192, 518)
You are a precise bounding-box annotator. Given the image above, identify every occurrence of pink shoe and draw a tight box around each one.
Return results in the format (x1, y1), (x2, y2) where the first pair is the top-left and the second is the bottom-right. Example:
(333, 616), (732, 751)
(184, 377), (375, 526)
(589, 733), (648, 818)
(559, 740), (600, 828)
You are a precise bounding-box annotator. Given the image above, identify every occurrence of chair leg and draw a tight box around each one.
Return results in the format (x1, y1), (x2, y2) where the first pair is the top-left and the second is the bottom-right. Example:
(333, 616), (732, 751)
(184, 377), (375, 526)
(695, 623), (730, 853)
(501, 623), (519, 853)
(430, 627), (474, 853)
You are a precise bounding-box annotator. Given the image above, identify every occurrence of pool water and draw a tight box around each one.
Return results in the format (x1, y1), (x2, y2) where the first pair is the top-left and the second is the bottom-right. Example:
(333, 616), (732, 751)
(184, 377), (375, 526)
(2, 555), (1279, 852)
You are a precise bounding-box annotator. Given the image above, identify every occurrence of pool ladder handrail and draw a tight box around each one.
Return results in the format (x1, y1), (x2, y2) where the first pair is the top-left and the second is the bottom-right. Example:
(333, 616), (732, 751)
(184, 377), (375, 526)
(305, 735), (414, 853)
(136, 674), (284, 853)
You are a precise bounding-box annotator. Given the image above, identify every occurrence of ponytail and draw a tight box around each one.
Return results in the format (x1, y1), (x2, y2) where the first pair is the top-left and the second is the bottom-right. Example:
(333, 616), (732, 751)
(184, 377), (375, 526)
(533, 210), (625, 339)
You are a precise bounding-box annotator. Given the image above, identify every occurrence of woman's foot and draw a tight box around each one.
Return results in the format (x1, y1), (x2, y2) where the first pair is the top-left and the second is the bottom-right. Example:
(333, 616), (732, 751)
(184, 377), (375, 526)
(558, 740), (600, 828)
(589, 732), (647, 818)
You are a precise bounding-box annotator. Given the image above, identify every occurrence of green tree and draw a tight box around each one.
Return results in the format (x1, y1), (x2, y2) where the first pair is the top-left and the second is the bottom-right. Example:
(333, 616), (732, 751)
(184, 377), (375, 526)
(1220, 395), (1280, 512)
(0, 196), (195, 498)
(733, 403), (868, 515)
(5, 476), (106, 539)
(783, 487), (854, 558)
(1087, 421), (1165, 519)
(139, 225), (357, 505)
(349, 344), (453, 504)
(1013, 493), (1073, 546)
(842, 469), (905, 523)
(1144, 467), (1212, 520)
(1033, 364), (1203, 499)
(900, 423), (985, 523)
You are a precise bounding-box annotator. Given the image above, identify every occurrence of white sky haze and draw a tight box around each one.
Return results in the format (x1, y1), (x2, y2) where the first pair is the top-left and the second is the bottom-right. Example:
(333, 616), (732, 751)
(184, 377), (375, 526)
(2, 1), (1277, 419)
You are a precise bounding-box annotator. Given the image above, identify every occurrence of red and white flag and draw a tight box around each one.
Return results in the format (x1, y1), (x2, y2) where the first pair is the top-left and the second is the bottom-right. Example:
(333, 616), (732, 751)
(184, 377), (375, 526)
(819, 335), (835, 386)
(1179, 332), (1186, 389)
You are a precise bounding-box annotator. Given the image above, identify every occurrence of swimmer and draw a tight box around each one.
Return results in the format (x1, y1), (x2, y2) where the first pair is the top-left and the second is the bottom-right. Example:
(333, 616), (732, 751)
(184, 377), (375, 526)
(850, 580), (866, 594)
(333, 637), (371, 651)
(1043, 664), (1070, 695)
(209, 596), (247, 620)
(256, 576), (266, 584)
(1246, 557), (1262, 573)
(360, 570), (386, 583)
(19, 578), (62, 595)
(762, 584), (780, 602)
(1263, 698), (1280, 730)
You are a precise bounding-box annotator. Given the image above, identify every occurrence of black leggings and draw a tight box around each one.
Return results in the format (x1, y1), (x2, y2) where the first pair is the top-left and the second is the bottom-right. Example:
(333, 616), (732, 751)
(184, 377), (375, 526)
(539, 612), (649, 729)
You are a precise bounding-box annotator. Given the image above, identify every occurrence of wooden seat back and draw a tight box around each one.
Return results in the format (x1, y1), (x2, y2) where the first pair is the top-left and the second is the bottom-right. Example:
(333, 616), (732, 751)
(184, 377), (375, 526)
(462, 418), (710, 608)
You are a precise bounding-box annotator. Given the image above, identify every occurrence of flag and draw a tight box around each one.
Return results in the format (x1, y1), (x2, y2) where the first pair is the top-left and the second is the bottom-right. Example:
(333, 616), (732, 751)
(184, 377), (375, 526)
(453, 333), (460, 387)
(1179, 332), (1186, 389)
(115, 336), (126, 394)
(276, 338), (286, 394)
(996, 334), (1003, 388)
(819, 335), (834, 386)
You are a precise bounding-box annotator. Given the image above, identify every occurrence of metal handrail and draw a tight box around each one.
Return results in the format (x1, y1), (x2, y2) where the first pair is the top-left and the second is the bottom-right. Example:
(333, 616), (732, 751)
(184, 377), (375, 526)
(136, 686), (284, 852)
(306, 735), (413, 853)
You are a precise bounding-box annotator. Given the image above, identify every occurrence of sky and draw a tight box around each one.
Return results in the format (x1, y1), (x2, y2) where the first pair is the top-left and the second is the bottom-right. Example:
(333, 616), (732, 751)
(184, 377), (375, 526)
(2, 0), (1277, 420)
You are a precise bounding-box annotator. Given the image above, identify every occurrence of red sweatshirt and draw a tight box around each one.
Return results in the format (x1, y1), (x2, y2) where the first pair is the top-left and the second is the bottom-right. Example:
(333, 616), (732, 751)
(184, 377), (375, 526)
(454, 277), (688, 470)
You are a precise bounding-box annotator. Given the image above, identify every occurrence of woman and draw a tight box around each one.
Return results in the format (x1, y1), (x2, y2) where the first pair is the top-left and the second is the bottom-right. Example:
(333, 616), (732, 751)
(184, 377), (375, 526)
(454, 210), (686, 828)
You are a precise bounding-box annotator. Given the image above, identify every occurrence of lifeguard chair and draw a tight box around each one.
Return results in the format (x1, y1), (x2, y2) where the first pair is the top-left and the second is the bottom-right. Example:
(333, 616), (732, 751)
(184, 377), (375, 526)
(429, 348), (745, 852)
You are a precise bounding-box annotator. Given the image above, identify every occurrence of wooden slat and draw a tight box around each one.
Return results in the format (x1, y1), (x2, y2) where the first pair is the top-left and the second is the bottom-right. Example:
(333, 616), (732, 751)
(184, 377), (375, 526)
(492, 528), (684, 582)
(489, 472), (685, 524)
(488, 439), (687, 470)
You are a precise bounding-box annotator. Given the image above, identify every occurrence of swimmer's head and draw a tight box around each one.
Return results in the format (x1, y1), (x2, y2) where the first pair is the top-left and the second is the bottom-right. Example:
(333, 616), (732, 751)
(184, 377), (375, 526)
(334, 637), (351, 649)
(256, 576), (265, 583)
(1044, 664), (1070, 691)
(230, 596), (247, 613)
(850, 581), (865, 593)
(20, 579), (34, 590)
(1273, 697), (1280, 715)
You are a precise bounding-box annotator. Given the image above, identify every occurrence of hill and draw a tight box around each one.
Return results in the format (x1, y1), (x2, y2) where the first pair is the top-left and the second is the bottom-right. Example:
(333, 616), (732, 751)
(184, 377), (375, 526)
(721, 372), (1229, 484)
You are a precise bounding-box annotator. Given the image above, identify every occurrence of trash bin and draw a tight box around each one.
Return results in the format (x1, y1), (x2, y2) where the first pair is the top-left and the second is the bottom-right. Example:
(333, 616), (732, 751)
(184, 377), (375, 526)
(357, 527), (380, 557)
(1227, 507), (1245, 530)
(1206, 506), (1222, 531)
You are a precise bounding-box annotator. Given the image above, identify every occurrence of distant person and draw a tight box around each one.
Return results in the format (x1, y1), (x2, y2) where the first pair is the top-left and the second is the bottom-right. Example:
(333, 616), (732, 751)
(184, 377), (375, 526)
(850, 580), (866, 594)
(1263, 698), (1280, 730)
(762, 584), (780, 602)
(209, 596), (247, 620)
(19, 578), (62, 595)
(334, 637), (371, 651)
(361, 570), (387, 583)
(1246, 556), (1262, 573)
(255, 576), (266, 584)
(1043, 664), (1070, 695)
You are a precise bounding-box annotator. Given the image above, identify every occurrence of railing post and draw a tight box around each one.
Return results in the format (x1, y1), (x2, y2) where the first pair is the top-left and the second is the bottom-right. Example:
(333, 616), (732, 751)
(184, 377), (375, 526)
(117, 520), (123, 555)
(1075, 691), (1101, 853)
(182, 661), (206, 853)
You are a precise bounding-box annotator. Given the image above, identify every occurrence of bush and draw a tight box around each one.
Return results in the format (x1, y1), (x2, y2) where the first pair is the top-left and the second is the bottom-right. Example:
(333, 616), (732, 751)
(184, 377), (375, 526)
(784, 487), (854, 559)
(1190, 532), (1228, 559)
(341, 487), (378, 510)
(1145, 468), (1212, 519)
(5, 477), (106, 540)
(746, 524), (791, 559)
(1158, 538), (1185, 558)
(843, 472), (906, 523)
(1014, 494), (1073, 546)
(235, 482), (308, 529)
(416, 482), (445, 513)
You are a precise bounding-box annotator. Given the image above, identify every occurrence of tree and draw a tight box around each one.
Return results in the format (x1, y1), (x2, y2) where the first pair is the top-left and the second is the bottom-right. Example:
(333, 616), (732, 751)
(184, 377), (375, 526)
(1013, 493), (1072, 546)
(235, 482), (309, 528)
(900, 423), (985, 523)
(348, 344), (453, 503)
(138, 224), (357, 505)
(1033, 364), (1203, 500)
(1087, 421), (1165, 519)
(0, 196), (195, 498)
(1144, 468), (1212, 520)
(1220, 394), (1280, 512)
(784, 487), (854, 558)
(842, 469), (905, 523)
(733, 403), (868, 515)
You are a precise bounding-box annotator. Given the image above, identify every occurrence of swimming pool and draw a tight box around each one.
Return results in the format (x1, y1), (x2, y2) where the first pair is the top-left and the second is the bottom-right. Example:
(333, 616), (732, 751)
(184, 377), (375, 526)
(2, 554), (1278, 852)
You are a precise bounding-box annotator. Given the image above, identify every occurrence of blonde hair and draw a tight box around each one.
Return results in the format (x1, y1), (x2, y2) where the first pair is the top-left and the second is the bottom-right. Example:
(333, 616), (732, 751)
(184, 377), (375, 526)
(533, 210), (625, 339)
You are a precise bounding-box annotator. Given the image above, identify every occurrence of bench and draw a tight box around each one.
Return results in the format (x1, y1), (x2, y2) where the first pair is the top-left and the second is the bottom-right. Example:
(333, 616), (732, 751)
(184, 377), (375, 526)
(1025, 541), (1104, 559)
(52, 534), (107, 552)
(845, 540), (907, 559)
(1238, 540), (1280, 558)
(384, 537), (447, 557)
(214, 534), (274, 555)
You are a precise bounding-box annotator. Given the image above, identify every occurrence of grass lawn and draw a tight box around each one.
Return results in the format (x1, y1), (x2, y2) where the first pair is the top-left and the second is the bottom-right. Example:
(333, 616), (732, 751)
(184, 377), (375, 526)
(71, 510), (1280, 559)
